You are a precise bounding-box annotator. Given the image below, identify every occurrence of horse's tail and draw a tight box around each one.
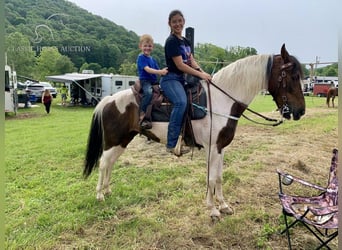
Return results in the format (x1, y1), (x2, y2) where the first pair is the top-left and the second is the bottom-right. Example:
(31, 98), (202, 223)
(83, 110), (103, 178)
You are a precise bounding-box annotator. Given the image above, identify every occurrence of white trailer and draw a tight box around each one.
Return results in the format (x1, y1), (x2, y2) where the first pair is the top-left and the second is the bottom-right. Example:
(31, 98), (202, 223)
(5, 65), (18, 114)
(46, 73), (138, 106)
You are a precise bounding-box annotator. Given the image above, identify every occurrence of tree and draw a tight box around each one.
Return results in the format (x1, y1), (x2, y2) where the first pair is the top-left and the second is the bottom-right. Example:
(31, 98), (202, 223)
(79, 62), (89, 73)
(84, 62), (102, 74)
(34, 47), (75, 80)
(226, 46), (257, 62)
(315, 63), (338, 76)
(118, 60), (137, 76)
(5, 32), (36, 78)
(55, 55), (76, 74)
(302, 66), (310, 78)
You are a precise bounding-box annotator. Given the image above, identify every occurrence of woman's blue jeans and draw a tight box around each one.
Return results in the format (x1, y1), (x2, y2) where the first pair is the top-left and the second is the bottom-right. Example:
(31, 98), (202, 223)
(160, 73), (187, 148)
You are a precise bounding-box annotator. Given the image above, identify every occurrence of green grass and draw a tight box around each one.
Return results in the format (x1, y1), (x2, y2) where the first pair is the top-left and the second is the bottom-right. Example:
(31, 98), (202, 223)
(5, 102), (198, 248)
(5, 95), (338, 249)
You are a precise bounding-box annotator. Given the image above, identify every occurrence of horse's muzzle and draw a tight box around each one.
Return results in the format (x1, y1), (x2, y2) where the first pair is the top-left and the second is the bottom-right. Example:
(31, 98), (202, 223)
(281, 107), (305, 121)
(292, 108), (305, 121)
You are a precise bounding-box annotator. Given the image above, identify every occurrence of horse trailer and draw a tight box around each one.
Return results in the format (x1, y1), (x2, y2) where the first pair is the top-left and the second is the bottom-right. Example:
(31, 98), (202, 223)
(5, 65), (18, 114)
(46, 73), (138, 106)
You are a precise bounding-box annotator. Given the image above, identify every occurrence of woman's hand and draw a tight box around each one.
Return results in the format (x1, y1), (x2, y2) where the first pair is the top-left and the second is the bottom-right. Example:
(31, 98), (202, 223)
(198, 71), (212, 83)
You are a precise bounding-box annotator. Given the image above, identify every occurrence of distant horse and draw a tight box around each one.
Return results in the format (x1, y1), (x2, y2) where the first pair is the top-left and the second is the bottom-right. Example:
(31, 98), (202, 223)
(83, 44), (305, 219)
(326, 87), (338, 108)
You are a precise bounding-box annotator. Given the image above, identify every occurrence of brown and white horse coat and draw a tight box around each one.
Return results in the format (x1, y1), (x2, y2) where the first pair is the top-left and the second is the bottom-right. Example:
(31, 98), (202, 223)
(84, 44), (305, 219)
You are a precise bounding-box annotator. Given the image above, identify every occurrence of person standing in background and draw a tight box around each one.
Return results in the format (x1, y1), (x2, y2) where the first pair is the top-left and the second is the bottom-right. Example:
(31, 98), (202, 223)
(42, 89), (53, 114)
(60, 84), (68, 106)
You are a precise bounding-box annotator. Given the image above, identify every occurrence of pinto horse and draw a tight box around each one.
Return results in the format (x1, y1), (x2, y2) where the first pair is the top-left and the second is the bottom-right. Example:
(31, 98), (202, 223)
(83, 44), (305, 219)
(326, 87), (338, 108)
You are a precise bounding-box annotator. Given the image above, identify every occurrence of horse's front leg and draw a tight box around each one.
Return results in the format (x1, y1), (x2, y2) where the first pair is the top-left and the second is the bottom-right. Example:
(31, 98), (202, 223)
(207, 178), (221, 220)
(206, 150), (233, 220)
(215, 174), (234, 215)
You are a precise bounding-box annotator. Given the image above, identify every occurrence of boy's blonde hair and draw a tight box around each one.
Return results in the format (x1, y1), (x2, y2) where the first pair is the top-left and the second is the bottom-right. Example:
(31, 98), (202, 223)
(139, 34), (154, 45)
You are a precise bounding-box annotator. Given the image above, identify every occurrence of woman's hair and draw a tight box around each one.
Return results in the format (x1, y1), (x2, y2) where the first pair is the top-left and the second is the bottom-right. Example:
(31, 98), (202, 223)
(168, 9), (184, 23)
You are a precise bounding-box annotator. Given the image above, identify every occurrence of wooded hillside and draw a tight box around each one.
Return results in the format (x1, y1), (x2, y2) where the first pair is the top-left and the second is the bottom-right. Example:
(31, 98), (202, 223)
(5, 0), (166, 77)
(5, 0), (336, 80)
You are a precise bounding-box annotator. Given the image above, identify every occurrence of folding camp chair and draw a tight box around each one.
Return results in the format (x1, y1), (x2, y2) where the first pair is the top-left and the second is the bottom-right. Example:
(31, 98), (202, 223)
(277, 148), (338, 250)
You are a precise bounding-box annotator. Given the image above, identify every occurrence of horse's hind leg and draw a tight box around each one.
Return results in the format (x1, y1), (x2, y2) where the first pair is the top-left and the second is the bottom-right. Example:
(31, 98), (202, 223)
(97, 146), (126, 201)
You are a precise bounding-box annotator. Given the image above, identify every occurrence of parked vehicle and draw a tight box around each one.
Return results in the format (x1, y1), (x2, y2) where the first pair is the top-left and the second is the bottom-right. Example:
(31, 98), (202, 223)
(313, 83), (332, 97)
(39, 82), (57, 98)
(312, 76), (338, 97)
(25, 82), (57, 102)
(46, 73), (138, 106)
(5, 64), (18, 114)
(26, 83), (45, 102)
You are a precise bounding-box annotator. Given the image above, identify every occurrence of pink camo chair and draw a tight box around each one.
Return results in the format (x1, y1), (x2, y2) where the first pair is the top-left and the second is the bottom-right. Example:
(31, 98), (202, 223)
(277, 148), (338, 250)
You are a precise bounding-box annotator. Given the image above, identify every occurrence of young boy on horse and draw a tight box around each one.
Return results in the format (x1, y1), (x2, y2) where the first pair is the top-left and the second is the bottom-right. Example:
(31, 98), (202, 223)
(136, 34), (168, 129)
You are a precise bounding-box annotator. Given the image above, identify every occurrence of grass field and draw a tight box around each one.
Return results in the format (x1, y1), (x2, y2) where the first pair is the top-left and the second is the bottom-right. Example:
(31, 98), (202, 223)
(5, 95), (338, 249)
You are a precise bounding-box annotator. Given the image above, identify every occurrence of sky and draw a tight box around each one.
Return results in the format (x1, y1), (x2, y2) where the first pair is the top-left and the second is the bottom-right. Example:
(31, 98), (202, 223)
(68, 0), (340, 66)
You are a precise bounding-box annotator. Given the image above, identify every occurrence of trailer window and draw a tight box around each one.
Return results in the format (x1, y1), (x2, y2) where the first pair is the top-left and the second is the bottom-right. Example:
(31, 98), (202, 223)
(96, 88), (101, 96)
(115, 81), (123, 86)
(129, 81), (135, 86)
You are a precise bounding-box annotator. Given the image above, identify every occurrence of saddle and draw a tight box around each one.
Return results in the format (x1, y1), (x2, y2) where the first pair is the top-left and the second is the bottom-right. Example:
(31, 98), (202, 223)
(131, 76), (207, 147)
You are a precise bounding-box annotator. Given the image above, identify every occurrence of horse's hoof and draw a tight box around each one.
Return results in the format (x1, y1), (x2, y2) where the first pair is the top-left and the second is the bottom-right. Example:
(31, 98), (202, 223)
(210, 208), (221, 220)
(96, 194), (105, 201)
(211, 215), (220, 223)
(220, 205), (234, 215)
(104, 189), (112, 196)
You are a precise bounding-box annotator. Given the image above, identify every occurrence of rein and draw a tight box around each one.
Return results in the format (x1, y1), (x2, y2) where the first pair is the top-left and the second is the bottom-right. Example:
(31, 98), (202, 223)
(207, 79), (284, 126)
(205, 56), (296, 127)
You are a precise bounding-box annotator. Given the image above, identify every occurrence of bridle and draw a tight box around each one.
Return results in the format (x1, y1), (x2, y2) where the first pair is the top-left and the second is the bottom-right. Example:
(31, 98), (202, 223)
(205, 55), (298, 127)
(273, 60), (296, 118)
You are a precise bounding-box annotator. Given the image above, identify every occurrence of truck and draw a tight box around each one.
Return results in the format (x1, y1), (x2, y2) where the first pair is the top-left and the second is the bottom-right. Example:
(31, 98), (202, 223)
(5, 65), (18, 114)
(46, 72), (138, 106)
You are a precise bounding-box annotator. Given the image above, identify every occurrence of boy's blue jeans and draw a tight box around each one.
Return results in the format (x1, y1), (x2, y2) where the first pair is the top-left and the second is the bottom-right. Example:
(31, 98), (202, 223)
(160, 73), (187, 148)
(140, 80), (153, 113)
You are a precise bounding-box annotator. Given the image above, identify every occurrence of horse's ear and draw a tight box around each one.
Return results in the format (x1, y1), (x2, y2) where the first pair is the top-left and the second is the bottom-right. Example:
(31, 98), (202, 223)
(281, 43), (290, 63)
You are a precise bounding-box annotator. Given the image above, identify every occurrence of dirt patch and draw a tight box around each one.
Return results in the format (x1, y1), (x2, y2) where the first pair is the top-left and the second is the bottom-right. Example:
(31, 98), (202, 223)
(5, 112), (42, 120)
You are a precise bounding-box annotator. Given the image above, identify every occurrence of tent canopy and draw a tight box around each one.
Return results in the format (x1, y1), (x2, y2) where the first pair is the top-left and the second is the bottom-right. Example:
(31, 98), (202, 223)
(46, 73), (101, 83)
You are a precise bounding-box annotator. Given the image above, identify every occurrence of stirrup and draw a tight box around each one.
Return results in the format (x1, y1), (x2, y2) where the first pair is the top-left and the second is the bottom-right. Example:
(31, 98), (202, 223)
(140, 120), (152, 129)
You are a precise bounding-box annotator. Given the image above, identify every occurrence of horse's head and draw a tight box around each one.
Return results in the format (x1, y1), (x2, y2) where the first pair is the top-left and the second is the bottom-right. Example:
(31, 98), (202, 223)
(268, 44), (305, 120)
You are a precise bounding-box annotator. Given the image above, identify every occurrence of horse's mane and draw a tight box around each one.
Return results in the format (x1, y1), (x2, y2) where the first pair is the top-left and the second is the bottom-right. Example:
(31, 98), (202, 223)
(212, 54), (271, 103)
